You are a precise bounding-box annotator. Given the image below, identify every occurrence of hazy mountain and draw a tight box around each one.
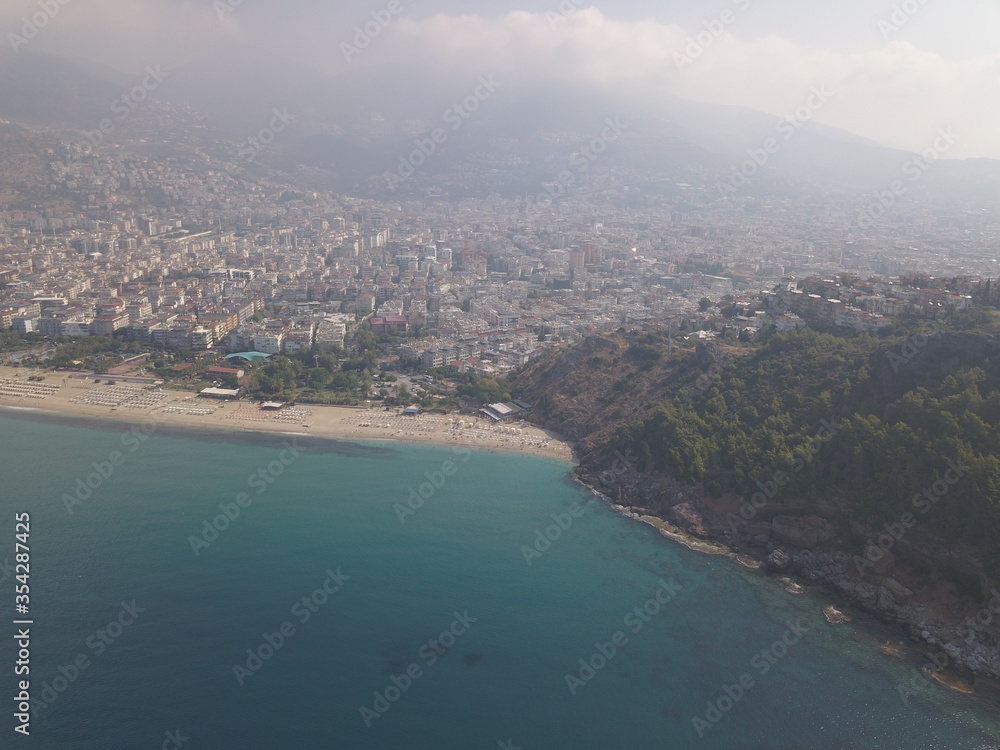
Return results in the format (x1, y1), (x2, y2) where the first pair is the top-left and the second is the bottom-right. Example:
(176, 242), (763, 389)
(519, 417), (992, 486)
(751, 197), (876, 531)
(1, 48), (997, 205)
(0, 49), (129, 127)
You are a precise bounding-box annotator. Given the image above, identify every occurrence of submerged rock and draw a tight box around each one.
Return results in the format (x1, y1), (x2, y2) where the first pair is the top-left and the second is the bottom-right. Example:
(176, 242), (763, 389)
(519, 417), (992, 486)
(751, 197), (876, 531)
(824, 604), (852, 624)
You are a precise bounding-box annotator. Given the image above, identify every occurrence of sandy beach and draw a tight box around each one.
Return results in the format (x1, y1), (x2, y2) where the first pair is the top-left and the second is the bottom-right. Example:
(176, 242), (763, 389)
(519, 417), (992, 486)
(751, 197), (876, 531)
(0, 365), (575, 461)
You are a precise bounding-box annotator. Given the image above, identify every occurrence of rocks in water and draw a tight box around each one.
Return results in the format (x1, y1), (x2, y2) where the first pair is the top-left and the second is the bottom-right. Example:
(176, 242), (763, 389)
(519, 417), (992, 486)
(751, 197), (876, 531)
(767, 548), (791, 570)
(824, 604), (852, 624)
(770, 515), (834, 550)
(879, 641), (911, 661)
(735, 554), (762, 570)
(923, 666), (975, 695)
(780, 577), (806, 595)
(593, 471), (1000, 682)
(748, 531), (1000, 679)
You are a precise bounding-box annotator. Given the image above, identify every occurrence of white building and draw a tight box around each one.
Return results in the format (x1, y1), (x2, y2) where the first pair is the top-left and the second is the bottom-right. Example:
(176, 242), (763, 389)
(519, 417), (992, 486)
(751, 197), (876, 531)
(252, 333), (285, 355)
(60, 320), (92, 337)
(12, 317), (38, 334)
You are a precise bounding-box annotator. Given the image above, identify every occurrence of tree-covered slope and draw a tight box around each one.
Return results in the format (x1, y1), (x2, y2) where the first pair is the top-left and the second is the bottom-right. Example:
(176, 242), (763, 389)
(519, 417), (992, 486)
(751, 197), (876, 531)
(513, 327), (1000, 578)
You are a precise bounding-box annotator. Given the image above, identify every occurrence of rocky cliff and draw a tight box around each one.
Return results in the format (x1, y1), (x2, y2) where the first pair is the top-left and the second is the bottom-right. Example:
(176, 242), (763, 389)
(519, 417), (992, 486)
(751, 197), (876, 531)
(512, 328), (1000, 682)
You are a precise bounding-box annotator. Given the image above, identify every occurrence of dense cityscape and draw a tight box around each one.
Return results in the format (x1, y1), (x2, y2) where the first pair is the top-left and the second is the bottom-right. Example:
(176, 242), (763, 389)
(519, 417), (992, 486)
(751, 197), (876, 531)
(1, 143), (996, 386)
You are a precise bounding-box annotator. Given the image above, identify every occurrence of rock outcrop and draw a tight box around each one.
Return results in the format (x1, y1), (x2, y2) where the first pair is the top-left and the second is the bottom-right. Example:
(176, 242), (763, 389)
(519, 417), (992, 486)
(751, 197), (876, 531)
(771, 515), (834, 549)
(519, 331), (1000, 681)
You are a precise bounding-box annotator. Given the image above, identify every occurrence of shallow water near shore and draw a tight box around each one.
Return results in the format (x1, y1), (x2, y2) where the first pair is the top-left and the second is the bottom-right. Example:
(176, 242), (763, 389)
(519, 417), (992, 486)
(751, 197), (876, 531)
(1, 413), (998, 749)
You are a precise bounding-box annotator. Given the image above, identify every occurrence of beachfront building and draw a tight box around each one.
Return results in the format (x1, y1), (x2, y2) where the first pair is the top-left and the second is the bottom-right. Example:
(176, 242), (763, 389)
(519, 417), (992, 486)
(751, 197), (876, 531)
(482, 402), (517, 421)
(199, 387), (240, 399)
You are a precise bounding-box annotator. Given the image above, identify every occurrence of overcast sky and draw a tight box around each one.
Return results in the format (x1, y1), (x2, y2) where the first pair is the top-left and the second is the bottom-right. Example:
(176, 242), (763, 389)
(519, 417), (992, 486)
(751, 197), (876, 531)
(4, 0), (998, 158)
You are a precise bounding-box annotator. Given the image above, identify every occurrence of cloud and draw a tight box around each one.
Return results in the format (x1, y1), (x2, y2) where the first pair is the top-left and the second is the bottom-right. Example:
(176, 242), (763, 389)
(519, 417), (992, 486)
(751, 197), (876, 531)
(2, 0), (245, 73)
(357, 9), (1000, 159)
(3, 2), (996, 159)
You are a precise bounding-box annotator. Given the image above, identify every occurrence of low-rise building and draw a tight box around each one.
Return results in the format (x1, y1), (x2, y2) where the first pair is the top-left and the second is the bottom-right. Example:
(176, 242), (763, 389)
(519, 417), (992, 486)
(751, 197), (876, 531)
(90, 313), (130, 336)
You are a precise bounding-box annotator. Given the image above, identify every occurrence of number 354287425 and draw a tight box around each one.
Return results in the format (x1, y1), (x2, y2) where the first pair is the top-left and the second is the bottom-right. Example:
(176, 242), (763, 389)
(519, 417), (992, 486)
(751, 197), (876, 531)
(15, 513), (30, 610)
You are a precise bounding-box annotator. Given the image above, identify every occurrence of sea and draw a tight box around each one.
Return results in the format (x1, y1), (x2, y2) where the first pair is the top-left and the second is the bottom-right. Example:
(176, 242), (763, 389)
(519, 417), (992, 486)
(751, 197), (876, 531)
(0, 410), (998, 749)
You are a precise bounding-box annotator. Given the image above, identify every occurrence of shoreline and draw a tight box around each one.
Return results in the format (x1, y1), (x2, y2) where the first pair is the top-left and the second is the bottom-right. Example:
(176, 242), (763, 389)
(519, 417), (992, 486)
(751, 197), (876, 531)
(573, 468), (1000, 708)
(7, 368), (999, 727)
(0, 366), (576, 463)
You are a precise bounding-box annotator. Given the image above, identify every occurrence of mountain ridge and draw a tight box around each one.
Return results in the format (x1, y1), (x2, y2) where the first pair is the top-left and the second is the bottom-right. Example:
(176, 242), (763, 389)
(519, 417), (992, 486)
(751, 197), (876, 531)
(1, 48), (997, 202)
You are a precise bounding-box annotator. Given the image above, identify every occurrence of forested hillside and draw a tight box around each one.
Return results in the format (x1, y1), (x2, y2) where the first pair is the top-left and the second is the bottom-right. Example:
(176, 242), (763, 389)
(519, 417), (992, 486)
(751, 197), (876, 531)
(512, 327), (1000, 579)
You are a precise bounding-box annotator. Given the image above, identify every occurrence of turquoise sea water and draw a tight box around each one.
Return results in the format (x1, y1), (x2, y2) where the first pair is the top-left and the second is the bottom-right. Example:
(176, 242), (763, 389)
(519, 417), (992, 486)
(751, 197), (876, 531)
(0, 410), (998, 749)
